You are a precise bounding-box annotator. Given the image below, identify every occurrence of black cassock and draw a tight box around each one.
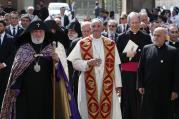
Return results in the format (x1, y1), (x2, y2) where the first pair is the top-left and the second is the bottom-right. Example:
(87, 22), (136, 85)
(168, 40), (179, 119)
(137, 44), (179, 119)
(15, 42), (53, 119)
(116, 30), (151, 119)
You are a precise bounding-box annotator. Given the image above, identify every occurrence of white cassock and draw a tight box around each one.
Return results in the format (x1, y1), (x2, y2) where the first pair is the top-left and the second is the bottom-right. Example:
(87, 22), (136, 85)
(55, 42), (69, 79)
(67, 35), (122, 119)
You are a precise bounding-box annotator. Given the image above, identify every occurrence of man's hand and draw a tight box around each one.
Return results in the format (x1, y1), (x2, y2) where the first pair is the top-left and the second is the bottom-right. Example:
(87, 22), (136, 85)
(126, 50), (136, 59)
(52, 52), (60, 63)
(87, 58), (102, 67)
(138, 88), (145, 95)
(171, 92), (178, 101)
(0, 63), (5, 70)
(116, 87), (121, 97)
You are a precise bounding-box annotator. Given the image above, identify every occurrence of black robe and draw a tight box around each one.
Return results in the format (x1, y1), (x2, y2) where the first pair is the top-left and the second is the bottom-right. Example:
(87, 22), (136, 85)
(14, 42), (53, 119)
(116, 30), (152, 119)
(137, 44), (179, 119)
(168, 40), (179, 119)
(67, 38), (81, 103)
(168, 40), (179, 49)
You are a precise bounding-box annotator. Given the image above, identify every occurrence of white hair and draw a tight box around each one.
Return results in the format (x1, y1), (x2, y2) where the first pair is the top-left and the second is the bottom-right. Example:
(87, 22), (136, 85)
(139, 12), (150, 22)
(91, 18), (103, 28)
(108, 19), (118, 26)
(154, 27), (168, 35)
(27, 6), (34, 10)
(81, 21), (91, 29)
(127, 12), (140, 24)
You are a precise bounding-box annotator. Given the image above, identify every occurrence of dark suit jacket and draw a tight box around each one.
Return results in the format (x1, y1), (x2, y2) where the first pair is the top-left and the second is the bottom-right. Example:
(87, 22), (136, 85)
(116, 24), (129, 34)
(0, 33), (16, 108)
(63, 15), (70, 28)
(6, 25), (24, 40)
(102, 32), (119, 43)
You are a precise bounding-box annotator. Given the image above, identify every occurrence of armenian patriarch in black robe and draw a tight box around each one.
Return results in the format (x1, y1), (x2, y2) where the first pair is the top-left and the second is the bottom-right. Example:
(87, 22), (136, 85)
(0, 16), (80, 119)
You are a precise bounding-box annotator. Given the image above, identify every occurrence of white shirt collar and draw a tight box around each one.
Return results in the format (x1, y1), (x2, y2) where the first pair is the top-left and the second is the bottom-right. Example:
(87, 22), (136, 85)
(0, 32), (5, 43)
(10, 24), (18, 30)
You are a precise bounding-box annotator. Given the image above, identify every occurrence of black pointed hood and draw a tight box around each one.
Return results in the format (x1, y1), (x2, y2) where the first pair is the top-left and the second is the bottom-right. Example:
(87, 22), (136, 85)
(15, 16), (54, 46)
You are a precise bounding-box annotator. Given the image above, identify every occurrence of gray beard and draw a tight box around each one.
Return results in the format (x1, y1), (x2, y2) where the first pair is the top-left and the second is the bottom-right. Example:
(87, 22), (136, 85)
(68, 33), (78, 40)
(31, 35), (45, 44)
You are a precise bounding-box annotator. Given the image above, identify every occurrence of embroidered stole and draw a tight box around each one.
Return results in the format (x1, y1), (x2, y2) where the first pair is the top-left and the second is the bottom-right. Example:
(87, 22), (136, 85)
(80, 36), (115, 119)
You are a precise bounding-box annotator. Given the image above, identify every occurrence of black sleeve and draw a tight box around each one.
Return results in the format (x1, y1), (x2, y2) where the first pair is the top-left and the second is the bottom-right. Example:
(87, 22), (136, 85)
(137, 46), (146, 89)
(173, 51), (179, 93)
(4, 39), (16, 69)
(116, 34), (129, 63)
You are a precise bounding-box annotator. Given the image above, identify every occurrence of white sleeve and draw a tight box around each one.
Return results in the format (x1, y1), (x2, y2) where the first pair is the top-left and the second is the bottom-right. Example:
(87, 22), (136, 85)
(55, 42), (69, 79)
(114, 46), (122, 88)
(67, 41), (89, 72)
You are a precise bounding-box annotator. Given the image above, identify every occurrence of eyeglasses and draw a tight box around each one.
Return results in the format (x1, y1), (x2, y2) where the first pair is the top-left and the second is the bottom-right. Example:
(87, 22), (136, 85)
(108, 25), (116, 28)
(153, 34), (161, 37)
(11, 17), (18, 19)
(170, 31), (179, 34)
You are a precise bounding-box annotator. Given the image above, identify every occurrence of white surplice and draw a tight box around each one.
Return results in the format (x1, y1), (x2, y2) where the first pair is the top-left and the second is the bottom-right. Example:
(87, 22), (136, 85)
(67, 35), (122, 119)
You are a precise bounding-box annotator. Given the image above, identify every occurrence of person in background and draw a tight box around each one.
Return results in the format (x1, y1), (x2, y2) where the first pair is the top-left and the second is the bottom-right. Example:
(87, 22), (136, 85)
(60, 7), (69, 28)
(4, 13), (10, 26)
(0, 20), (16, 113)
(38, 0), (49, 21)
(102, 19), (119, 42)
(6, 11), (24, 39)
(0, 5), (6, 16)
(116, 14), (129, 34)
(20, 14), (31, 29)
(4, 1), (16, 13)
(94, 1), (100, 18)
(83, 15), (92, 22)
(139, 12), (150, 34)
(67, 21), (92, 103)
(26, 6), (35, 20)
(168, 24), (179, 48)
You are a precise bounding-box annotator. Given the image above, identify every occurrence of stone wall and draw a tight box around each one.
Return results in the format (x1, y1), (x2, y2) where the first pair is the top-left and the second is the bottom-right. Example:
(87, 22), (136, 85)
(155, 0), (179, 9)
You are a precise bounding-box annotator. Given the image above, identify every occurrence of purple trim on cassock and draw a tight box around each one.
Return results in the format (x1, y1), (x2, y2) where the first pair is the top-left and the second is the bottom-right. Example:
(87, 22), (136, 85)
(56, 60), (81, 119)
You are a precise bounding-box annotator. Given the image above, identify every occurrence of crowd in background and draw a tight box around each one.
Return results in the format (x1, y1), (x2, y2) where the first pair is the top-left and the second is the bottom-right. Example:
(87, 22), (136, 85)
(0, 0), (179, 119)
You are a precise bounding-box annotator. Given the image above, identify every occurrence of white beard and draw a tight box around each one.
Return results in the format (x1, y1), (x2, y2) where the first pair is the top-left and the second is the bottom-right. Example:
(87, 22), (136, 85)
(31, 35), (45, 44)
(68, 33), (78, 40)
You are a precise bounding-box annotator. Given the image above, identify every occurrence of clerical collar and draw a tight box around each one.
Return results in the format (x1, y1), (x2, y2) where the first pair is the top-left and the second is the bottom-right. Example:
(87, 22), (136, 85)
(170, 41), (176, 45)
(156, 43), (166, 49)
(129, 30), (139, 35)
(169, 40), (179, 45)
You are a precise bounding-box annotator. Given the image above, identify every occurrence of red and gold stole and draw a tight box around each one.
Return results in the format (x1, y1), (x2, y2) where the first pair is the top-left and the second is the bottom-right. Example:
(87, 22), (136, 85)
(80, 36), (115, 119)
